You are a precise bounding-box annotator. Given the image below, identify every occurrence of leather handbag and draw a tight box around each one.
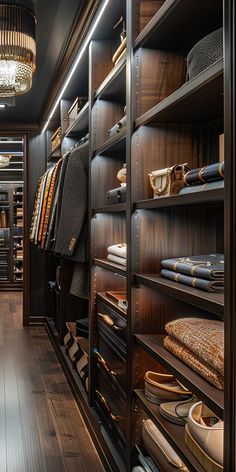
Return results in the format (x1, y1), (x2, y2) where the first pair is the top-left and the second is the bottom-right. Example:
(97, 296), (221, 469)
(142, 419), (189, 471)
(149, 163), (190, 198)
(107, 185), (126, 205)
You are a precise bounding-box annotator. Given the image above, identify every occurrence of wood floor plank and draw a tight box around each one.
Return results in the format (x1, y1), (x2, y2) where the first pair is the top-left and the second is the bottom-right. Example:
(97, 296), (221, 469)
(0, 292), (104, 472)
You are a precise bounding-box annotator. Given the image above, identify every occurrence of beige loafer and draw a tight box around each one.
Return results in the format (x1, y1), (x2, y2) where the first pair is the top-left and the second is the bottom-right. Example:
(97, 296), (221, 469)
(185, 401), (223, 471)
(145, 371), (192, 405)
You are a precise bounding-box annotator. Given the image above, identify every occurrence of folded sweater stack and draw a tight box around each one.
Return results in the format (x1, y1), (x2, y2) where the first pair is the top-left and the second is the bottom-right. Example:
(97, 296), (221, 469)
(164, 318), (224, 390)
(107, 243), (127, 266)
(161, 253), (224, 293)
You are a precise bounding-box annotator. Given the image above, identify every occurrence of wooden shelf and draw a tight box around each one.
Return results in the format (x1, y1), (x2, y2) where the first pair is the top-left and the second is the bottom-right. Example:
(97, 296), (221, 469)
(135, 274), (224, 317)
(135, 335), (223, 418)
(93, 129), (126, 157)
(93, 203), (126, 214)
(135, 0), (222, 51)
(97, 292), (127, 319)
(95, 55), (126, 101)
(93, 258), (127, 276)
(65, 101), (89, 137)
(47, 143), (61, 162)
(134, 389), (206, 472)
(135, 59), (223, 127)
(66, 321), (89, 356)
(135, 188), (224, 210)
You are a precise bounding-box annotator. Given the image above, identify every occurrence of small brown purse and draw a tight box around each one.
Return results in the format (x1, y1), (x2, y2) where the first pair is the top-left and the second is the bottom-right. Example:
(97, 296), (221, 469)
(149, 163), (190, 198)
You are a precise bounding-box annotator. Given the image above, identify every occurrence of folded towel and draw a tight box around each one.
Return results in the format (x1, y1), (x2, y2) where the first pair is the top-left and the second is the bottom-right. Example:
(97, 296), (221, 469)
(161, 269), (224, 292)
(165, 318), (224, 376)
(107, 243), (127, 258)
(161, 254), (224, 281)
(107, 254), (127, 266)
(164, 336), (224, 390)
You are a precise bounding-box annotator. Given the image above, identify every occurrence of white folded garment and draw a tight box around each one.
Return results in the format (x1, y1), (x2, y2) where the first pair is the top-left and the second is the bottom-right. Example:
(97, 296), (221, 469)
(107, 243), (127, 258)
(107, 254), (127, 266)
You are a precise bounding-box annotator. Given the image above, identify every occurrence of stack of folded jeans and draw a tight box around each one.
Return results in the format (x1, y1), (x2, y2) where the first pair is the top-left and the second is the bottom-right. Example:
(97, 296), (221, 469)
(164, 318), (224, 390)
(161, 253), (224, 293)
(107, 243), (127, 266)
(179, 161), (224, 195)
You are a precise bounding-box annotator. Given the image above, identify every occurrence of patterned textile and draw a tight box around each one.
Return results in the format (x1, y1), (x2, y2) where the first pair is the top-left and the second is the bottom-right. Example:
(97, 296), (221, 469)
(164, 335), (224, 390)
(41, 159), (63, 249)
(161, 254), (224, 281)
(165, 318), (224, 376)
(161, 269), (224, 292)
(70, 262), (89, 299)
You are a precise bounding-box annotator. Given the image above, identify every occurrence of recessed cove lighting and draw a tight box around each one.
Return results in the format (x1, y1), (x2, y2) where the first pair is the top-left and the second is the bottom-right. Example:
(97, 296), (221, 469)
(41, 0), (110, 134)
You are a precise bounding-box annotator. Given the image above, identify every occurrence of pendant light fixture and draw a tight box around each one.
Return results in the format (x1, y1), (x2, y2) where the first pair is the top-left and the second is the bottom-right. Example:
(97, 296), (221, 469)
(0, 3), (36, 97)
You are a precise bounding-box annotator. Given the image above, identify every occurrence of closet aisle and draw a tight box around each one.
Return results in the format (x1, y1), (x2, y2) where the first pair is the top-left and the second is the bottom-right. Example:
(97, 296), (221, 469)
(0, 292), (104, 472)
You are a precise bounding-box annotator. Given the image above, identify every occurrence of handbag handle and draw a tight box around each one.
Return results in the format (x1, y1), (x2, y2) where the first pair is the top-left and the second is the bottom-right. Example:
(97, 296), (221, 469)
(96, 390), (120, 423)
(149, 168), (172, 196)
(98, 313), (122, 332)
(94, 351), (117, 377)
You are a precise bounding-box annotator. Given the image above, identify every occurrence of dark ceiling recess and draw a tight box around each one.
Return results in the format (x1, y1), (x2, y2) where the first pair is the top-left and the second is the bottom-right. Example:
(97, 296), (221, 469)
(0, 0), (85, 125)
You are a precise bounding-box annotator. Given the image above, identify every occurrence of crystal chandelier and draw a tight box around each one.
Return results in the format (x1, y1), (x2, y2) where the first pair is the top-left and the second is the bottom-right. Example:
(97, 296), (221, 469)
(0, 3), (36, 97)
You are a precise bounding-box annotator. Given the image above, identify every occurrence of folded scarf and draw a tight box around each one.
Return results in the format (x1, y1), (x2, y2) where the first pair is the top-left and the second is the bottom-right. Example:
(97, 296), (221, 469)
(161, 254), (224, 281)
(107, 243), (127, 258)
(161, 269), (224, 292)
(164, 336), (224, 390)
(107, 254), (127, 266)
(165, 318), (224, 376)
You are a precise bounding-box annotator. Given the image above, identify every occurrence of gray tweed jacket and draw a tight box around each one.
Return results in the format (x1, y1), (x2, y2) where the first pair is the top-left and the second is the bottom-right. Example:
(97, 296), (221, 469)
(54, 141), (89, 262)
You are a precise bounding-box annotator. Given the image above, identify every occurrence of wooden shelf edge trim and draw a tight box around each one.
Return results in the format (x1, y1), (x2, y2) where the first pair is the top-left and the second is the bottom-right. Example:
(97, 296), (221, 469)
(134, 188), (224, 210)
(93, 258), (127, 276)
(93, 129), (126, 156)
(93, 203), (126, 214)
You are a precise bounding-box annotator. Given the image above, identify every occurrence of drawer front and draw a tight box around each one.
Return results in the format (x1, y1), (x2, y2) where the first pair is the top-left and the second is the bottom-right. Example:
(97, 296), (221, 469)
(95, 331), (127, 396)
(97, 299), (127, 352)
(95, 369), (127, 443)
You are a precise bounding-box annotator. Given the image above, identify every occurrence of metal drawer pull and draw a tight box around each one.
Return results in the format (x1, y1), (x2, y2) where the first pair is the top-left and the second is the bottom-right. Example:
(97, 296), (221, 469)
(98, 313), (121, 331)
(94, 351), (117, 377)
(96, 390), (120, 423)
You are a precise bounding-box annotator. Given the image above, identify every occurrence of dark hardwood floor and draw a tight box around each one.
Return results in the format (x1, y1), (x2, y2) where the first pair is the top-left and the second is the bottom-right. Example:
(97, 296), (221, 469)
(0, 292), (104, 472)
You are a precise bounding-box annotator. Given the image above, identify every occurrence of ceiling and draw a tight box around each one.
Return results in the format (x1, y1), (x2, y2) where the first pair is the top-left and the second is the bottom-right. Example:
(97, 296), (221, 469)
(0, 0), (85, 125)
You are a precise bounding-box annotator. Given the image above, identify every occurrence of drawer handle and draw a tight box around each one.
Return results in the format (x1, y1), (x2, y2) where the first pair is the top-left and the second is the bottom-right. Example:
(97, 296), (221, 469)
(98, 313), (122, 332)
(96, 390), (120, 423)
(94, 351), (117, 377)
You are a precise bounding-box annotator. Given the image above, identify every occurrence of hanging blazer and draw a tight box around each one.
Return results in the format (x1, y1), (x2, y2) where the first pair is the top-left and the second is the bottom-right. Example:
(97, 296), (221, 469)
(54, 141), (89, 262)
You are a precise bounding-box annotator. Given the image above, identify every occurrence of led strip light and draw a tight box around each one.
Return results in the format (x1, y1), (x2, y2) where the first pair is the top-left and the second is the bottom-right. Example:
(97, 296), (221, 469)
(41, 0), (111, 134)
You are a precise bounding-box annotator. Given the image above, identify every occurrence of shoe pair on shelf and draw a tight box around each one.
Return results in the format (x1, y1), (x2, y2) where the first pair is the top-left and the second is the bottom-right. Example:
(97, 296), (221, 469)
(144, 372), (223, 471)
(145, 371), (194, 425)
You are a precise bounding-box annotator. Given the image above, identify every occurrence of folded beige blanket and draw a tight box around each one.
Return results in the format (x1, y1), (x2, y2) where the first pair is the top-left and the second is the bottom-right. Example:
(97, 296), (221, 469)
(164, 335), (224, 390)
(165, 318), (224, 376)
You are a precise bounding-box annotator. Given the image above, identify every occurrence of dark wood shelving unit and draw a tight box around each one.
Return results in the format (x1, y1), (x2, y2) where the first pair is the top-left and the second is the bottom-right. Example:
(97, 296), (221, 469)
(134, 389), (206, 472)
(135, 274), (224, 317)
(36, 0), (231, 469)
(135, 335), (223, 418)
(135, 59), (223, 128)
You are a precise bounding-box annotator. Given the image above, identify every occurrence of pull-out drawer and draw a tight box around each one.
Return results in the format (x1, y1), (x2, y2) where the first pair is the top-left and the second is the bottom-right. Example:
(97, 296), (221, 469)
(95, 368), (127, 444)
(97, 299), (127, 356)
(95, 330), (127, 396)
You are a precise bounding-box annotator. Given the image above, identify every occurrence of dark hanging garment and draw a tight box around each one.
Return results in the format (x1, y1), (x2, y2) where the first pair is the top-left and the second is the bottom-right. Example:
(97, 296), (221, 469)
(54, 141), (89, 261)
(53, 152), (70, 249)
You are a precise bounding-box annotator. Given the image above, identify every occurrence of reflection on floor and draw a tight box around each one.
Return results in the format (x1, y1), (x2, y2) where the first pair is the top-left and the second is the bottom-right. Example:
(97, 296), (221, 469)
(0, 292), (104, 472)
